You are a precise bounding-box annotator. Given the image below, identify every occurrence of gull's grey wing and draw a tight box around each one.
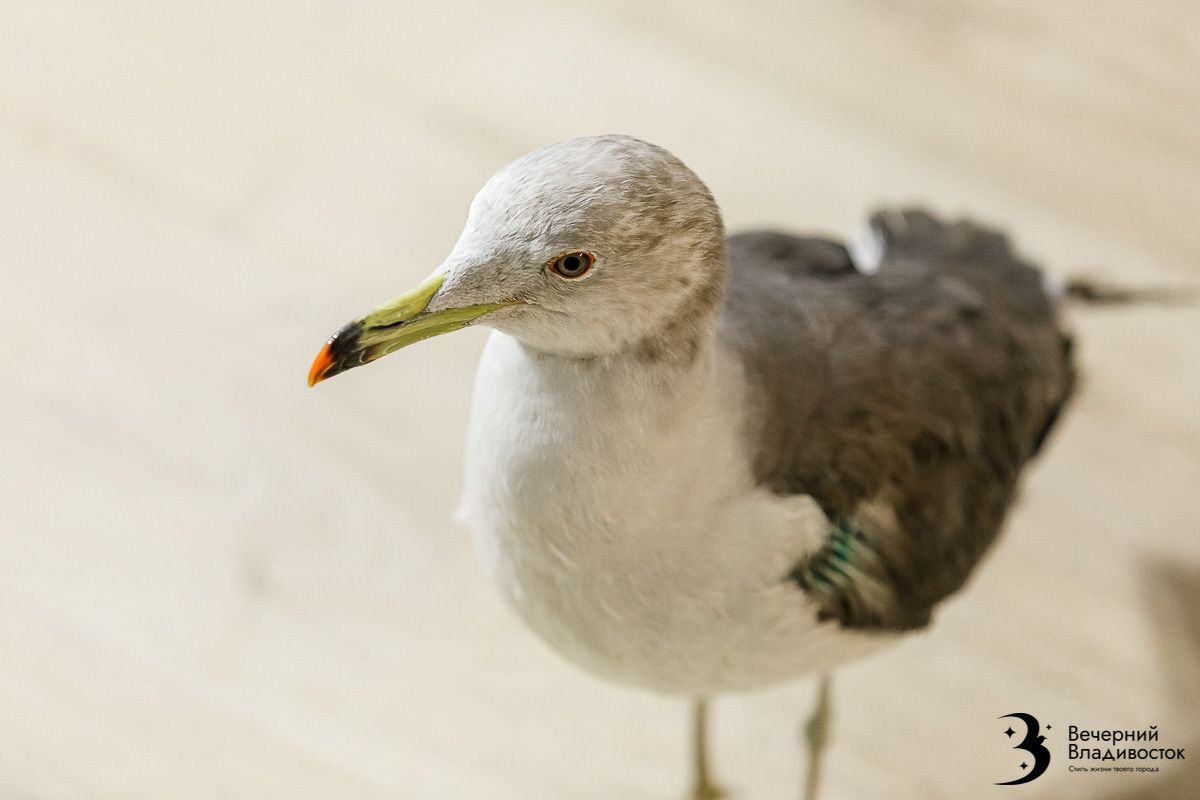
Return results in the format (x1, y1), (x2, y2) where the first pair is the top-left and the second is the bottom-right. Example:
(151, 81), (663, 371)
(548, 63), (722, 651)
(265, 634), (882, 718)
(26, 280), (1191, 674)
(719, 209), (1076, 631)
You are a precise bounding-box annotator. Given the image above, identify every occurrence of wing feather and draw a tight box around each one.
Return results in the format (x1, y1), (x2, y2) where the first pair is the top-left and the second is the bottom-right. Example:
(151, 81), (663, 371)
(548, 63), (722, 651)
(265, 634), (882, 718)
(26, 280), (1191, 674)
(720, 209), (1076, 630)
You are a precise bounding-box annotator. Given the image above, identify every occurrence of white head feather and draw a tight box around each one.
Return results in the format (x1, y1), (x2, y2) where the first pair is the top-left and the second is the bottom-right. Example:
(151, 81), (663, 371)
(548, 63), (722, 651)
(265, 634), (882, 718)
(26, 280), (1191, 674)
(428, 135), (727, 359)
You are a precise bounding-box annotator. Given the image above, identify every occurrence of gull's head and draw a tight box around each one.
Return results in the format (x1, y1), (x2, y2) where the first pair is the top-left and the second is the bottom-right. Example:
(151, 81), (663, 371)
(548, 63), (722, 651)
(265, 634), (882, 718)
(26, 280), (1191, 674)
(308, 135), (726, 385)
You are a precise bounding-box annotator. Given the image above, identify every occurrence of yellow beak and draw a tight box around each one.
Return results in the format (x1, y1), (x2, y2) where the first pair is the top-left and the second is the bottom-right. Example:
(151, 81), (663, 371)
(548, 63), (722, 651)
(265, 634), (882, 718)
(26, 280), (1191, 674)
(307, 274), (518, 386)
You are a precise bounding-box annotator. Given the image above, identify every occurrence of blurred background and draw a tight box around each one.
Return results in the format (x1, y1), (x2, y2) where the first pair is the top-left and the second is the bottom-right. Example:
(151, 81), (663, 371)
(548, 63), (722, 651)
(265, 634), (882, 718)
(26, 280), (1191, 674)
(2, 2), (1198, 798)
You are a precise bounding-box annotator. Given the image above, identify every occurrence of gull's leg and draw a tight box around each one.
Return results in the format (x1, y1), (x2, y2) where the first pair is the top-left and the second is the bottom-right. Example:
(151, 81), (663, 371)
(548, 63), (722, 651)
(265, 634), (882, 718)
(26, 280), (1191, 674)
(802, 676), (832, 800)
(687, 697), (726, 800)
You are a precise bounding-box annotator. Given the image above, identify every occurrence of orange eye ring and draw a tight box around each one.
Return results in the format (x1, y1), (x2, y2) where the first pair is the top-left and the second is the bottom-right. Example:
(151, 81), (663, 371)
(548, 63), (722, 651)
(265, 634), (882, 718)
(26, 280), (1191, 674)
(548, 251), (595, 279)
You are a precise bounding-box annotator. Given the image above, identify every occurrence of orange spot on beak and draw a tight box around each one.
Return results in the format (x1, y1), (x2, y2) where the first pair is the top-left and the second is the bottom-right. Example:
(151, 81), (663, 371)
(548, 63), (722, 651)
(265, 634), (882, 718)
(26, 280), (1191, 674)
(308, 343), (335, 387)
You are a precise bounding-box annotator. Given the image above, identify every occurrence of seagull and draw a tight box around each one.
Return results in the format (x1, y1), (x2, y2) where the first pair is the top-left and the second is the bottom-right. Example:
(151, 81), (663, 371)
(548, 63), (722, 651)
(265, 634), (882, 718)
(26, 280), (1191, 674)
(308, 135), (1078, 800)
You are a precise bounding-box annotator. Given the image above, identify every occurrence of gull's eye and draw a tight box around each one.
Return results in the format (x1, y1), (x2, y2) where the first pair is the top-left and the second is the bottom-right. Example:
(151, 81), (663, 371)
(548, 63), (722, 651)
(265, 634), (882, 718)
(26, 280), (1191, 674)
(548, 251), (595, 279)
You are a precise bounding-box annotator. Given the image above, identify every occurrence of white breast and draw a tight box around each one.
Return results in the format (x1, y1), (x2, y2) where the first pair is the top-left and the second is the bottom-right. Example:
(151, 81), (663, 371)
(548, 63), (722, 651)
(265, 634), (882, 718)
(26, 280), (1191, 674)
(459, 332), (894, 695)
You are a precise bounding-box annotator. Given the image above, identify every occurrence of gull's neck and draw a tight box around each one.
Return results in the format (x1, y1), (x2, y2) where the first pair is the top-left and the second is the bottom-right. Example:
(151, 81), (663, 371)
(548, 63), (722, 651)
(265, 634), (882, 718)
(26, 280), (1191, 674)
(463, 319), (747, 559)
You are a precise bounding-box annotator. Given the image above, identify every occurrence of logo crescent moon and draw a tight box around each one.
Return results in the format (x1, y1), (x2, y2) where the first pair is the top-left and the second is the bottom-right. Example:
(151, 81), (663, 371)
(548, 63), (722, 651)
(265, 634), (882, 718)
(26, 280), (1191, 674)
(996, 712), (1051, 785)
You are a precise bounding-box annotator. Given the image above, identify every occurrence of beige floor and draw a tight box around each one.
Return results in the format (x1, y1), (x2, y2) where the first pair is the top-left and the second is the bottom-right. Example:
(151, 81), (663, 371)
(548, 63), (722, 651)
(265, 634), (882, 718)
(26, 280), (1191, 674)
(2, 2), (1199, 798)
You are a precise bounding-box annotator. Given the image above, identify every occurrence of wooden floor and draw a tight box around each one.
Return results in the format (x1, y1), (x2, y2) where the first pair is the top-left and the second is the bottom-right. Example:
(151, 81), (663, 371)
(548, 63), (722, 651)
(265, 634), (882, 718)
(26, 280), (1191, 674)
(2, 2), (1198, 798)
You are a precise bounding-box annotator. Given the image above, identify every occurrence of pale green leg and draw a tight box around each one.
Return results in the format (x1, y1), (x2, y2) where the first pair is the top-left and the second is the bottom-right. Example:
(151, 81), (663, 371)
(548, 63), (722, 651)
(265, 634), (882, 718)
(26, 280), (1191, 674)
(688, 698), (726, 800)
(802, 676), (832, 800)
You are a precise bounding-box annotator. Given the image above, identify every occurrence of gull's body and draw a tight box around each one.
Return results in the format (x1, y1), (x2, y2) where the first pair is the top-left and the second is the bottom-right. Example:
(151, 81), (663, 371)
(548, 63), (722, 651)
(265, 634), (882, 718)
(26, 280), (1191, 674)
(309, 135), (1076, 799)
(460, 214), (1071, 697)
(461, 310), (893, 694)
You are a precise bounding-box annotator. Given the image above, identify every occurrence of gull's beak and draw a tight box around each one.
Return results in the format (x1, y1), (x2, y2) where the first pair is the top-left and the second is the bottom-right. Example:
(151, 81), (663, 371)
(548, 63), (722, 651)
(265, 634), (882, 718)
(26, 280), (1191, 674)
(307, 274), (518, 386)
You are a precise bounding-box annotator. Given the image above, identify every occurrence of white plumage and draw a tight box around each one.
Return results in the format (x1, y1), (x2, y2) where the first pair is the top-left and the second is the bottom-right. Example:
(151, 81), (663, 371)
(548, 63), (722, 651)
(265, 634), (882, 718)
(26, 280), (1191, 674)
(460, 325), (893, 694)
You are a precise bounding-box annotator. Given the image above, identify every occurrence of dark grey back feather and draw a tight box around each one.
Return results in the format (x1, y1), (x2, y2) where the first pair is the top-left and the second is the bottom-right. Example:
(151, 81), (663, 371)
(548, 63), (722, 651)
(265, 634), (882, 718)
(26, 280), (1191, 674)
(720, 209), (1076, 631)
